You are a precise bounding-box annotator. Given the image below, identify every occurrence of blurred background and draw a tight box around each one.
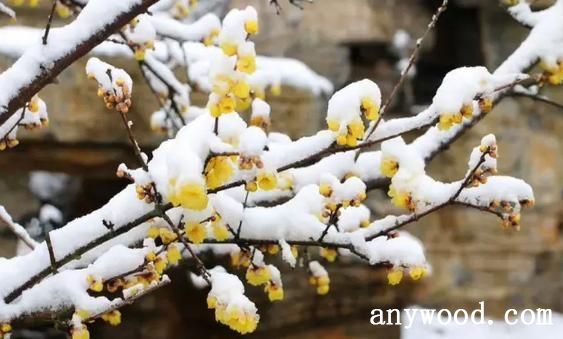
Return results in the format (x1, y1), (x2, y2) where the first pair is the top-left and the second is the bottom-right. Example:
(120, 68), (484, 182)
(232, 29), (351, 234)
(0, 0), (562, 338)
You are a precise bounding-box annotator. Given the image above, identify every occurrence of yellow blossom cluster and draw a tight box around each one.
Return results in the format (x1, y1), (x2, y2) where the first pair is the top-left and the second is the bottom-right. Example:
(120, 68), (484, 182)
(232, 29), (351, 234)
(87, 75), (132, 113)
(309, 274), (330, 295)
(208, 9), (259, 117)
(387, 266), (428, 285)
(207, 297), (259, 334)
(167, 178), (209, 210)
(438, 103), (474, 131)
(318, 177), (367, 211)
(327, 117), (365, 147)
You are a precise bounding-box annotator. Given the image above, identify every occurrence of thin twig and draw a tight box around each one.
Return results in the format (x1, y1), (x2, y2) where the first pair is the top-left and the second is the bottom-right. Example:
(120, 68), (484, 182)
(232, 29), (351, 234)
(512, 92), (563, 111)
(364, 0), (449, 142)
(42, 0), (58, 45)
(45, 232), (58, 274)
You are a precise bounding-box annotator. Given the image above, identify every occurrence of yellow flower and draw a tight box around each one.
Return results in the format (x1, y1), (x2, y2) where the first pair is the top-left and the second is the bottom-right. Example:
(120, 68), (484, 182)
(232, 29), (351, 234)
(236, 96), (252, 111)
(360, 219), (370, 228)
(267, 244), (280, 255)
(212, 222), (230, 241)
(218, 96), (235, 114)
(28, 96), (40, 113)
(220, 42), (238, 56)
(361, 97), (380, 121)
(237, 55), (257, 74)
(185, 221), (206, 244)
(479, 97), (493, 113)
(319, 183), (332, 197)
(203, 28), (220, 46)
(75, 309), (90, 320)
(438, 113), (455, 131)
(147, 227), (160, 239)
(317, 284), (330, 295)
(336, 134), (347, 146)
(346, 134), (358, 147)
(387, 269), (403, 285)
(327, 119), (340, 132)
(460, 103), (473, 118)
(409, 267), (427, 280)
(291, 245), (299, 258)
(0, 324), (12, 333)
(244, 20), (259, 35)
(72, 327), (90, 339)
(134, 47), (146, 61)
(245, 181), (258, 192)
(166, 245), (182, 265)
(270, 84), (282, 96)
(257, 172), (278, 191)
(230, 250), (251, 268)
(101, 310), (122, 326)
(207, 295), (218, 309)
(348, 119), (365, 139)
(215, 304), (259, 334)
(232, 81), (251, 99)
(388, 186), (413, 210)
(145, 251), (156, 262)
(206, 156), (234, 189)
(320, 247), (337, 262)
(265, 283), (284, 302)
(154, 256), (168, 274)
(380, 156), (399, 178)
(55, 2), (72, 18)
(86, 275), (103, 292)
(246, 266), (271, 286)
(159, 228), (178, 245)
(168, 181), (209, 211)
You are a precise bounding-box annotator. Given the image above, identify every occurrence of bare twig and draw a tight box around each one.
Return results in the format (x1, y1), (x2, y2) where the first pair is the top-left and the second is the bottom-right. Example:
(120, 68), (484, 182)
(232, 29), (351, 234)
(364, 0), (449, 141)
(42, 0), (58, 45)
(45, 232), (58, 274)
(512, 92), (563, 111)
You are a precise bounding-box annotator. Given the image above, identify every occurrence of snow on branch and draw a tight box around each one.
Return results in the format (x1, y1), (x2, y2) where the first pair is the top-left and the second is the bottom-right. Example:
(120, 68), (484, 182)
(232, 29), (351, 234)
(0, 0), (159, 127)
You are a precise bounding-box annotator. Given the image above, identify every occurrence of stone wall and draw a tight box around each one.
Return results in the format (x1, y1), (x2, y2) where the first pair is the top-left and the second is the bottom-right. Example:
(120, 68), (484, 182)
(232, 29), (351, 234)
(0, 1), (562, 338)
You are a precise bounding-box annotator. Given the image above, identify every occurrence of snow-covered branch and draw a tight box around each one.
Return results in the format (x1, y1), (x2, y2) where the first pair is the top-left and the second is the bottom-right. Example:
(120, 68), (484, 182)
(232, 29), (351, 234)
(0, 0), (560, 337)
(0, 0), (159, 127)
